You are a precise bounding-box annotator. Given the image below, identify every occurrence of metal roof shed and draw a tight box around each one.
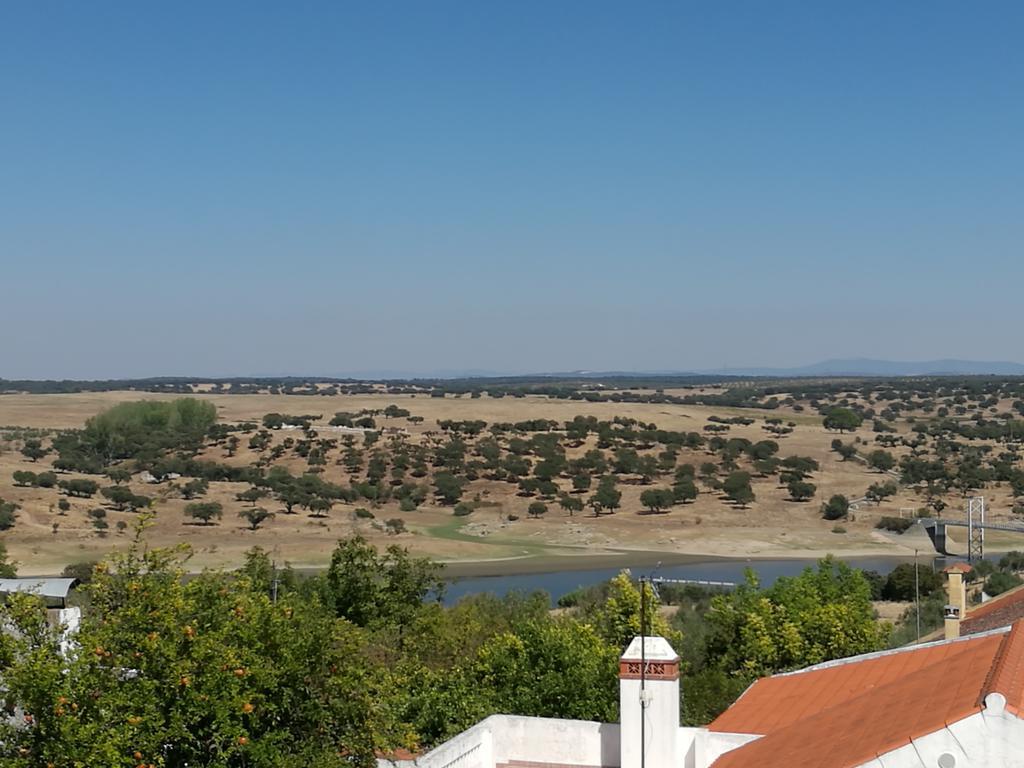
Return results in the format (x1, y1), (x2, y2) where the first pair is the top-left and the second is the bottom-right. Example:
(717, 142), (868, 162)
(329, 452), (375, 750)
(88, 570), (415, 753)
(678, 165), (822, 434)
(0, 578), (78, 607)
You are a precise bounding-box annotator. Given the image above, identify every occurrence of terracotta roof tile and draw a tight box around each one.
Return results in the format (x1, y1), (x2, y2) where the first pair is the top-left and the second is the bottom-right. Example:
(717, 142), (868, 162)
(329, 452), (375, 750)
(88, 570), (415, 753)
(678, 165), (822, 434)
(962, 583), (1024, 635)
(985, 622), (1024, 716)
(944, 562), (973, 574)
(709, 625), (1024, 768)
(709, 634), (1000, 734)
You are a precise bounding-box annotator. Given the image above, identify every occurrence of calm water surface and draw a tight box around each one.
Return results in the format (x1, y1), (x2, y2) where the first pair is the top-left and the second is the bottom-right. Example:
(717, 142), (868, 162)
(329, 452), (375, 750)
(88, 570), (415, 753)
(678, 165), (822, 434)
(442, 554), (967, 605)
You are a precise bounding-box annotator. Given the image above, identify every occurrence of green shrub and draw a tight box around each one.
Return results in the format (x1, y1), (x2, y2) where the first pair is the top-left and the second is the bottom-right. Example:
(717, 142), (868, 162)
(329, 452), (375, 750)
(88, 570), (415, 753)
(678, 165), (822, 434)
(986, 571), (1023, 597)
(0, 501), (17, 531)
(875, 516), (913, 534)
(821, 494), (850, 521)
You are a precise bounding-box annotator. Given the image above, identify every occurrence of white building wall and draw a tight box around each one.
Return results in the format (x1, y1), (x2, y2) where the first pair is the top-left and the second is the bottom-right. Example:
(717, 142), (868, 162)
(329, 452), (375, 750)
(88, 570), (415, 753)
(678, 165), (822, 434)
(397, 715), (620, 768)
(689, 729), (761, 768)
(54, 606), (81, 657)
(403, 719), (492, 768)
(394, 715), (760, 768)
(490, 715), (620, 767)
(858, 706), (1024, 768)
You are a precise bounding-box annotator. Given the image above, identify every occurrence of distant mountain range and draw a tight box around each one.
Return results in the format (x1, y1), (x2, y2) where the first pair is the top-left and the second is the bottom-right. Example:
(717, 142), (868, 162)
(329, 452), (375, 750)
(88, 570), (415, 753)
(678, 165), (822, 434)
(703, 358), (1024, 377)
(317, 359), (1024, 380)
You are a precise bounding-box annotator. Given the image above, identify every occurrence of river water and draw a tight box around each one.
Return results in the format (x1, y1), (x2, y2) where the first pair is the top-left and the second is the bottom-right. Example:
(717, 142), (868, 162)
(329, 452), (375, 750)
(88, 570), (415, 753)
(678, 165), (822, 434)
(442, 553), (961, 605)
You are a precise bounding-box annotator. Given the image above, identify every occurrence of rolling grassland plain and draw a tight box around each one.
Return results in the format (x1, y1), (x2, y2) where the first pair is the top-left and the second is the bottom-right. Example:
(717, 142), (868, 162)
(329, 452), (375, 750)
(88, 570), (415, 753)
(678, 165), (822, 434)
(1, 382), (1019, 576)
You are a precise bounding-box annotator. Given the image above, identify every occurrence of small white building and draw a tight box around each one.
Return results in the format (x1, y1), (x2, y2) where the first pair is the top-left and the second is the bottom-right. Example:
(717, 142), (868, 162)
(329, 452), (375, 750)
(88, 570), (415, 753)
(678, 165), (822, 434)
(389, 620), (1024, 768)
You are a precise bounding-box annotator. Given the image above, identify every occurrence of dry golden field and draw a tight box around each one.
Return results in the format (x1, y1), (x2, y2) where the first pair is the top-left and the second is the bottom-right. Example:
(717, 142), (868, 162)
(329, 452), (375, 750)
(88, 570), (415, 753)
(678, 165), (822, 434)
(0, 389), (1017, 575)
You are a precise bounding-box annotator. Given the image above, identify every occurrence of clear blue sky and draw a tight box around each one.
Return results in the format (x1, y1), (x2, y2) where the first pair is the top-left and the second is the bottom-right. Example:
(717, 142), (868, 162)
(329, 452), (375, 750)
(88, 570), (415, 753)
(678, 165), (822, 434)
(3, 2), (1022, 378)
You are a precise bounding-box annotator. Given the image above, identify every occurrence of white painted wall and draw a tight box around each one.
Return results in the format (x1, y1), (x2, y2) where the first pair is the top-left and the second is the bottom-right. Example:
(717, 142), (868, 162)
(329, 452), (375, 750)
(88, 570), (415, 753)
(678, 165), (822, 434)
(390, 715), (762, 768)
(390, 715), (620, 768)
(490, 715), (619, 767)
(54, 606), (80, 657)
(858, 704), (1024, 768)
(688, 729), (761, 768)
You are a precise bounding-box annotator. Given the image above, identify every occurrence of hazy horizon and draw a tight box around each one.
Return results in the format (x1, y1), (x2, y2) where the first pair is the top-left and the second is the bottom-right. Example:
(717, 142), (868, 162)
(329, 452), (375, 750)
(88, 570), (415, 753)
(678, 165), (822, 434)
(4, 2), (1024, 379)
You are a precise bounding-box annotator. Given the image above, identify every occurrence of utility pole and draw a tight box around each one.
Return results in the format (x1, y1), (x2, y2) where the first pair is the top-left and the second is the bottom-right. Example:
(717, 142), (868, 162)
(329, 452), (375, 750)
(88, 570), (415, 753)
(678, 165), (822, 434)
(914, 549), (920, 642)
(639, 575), (647, 768)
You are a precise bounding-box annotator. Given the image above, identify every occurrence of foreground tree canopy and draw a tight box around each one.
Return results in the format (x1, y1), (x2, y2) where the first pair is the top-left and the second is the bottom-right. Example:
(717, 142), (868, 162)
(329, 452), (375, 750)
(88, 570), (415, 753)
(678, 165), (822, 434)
(703, 556), (889, 677)
(0, 526), (893, 766)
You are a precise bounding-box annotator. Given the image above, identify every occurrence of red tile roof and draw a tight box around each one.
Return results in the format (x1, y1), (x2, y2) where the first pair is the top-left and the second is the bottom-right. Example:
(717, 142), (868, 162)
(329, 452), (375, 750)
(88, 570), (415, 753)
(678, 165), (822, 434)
(962, 584), (1024, 636)
(709, 622), (1024, 768)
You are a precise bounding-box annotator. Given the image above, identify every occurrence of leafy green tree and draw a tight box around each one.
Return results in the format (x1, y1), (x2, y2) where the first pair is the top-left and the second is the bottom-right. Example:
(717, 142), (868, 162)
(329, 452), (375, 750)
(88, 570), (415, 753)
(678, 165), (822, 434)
(0, 542), (16, 577)
(867, 449), (896, 473)
(61, 478), (99, 498)
(780, 455), (819, 479)
(433, 472), (466, 506)
(184, 501), (223, 525)
(325, 536), (443, 630)
(571, 472), (592, 492)
(585, 571), (679, 649)
(705, 557), (889, 676)
(999, 551), (1024, 571)
(181, 478), (210, 500)
(985, 571), (1023, 597)
(54, 399), (216, 470)
(0, 501), (16, 531)
(237, 487), (267, 506)
(866, 481), (898, 505)
(881, 563), (942, 601)
(672, 478), (699, 504)
(636, 456), (660, 484)
(613, 448), (640, 474)
(558, 493), (584, 516)
(34, 471), (57, 488)
(820, 494), (850, 521)
(240, 507), (274, 531)
(787, 479), (817, 502)
(262, 412), (287, 429)
(833, 442), (858, 461)
(277, 485), (310, 515)
(105, 467), (132, 485)
(12, 471), (36, 487)
(100, 485), (133, 510)
(823, 407), (863, 433)
(472, 619), (619, 723)
(639, 488), (674, 514)
(0, 535), (386, 766)
(308, 496), (334, 518)
(723, 471), (755, 508)
(588, 475), (621, 516)
(527, 501), (548, 519)
(20, 438), (49, 462)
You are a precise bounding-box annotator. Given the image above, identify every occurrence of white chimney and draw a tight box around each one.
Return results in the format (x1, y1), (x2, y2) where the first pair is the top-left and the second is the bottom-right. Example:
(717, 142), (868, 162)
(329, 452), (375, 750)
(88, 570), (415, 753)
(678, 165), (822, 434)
(619, 636), (681, 768)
